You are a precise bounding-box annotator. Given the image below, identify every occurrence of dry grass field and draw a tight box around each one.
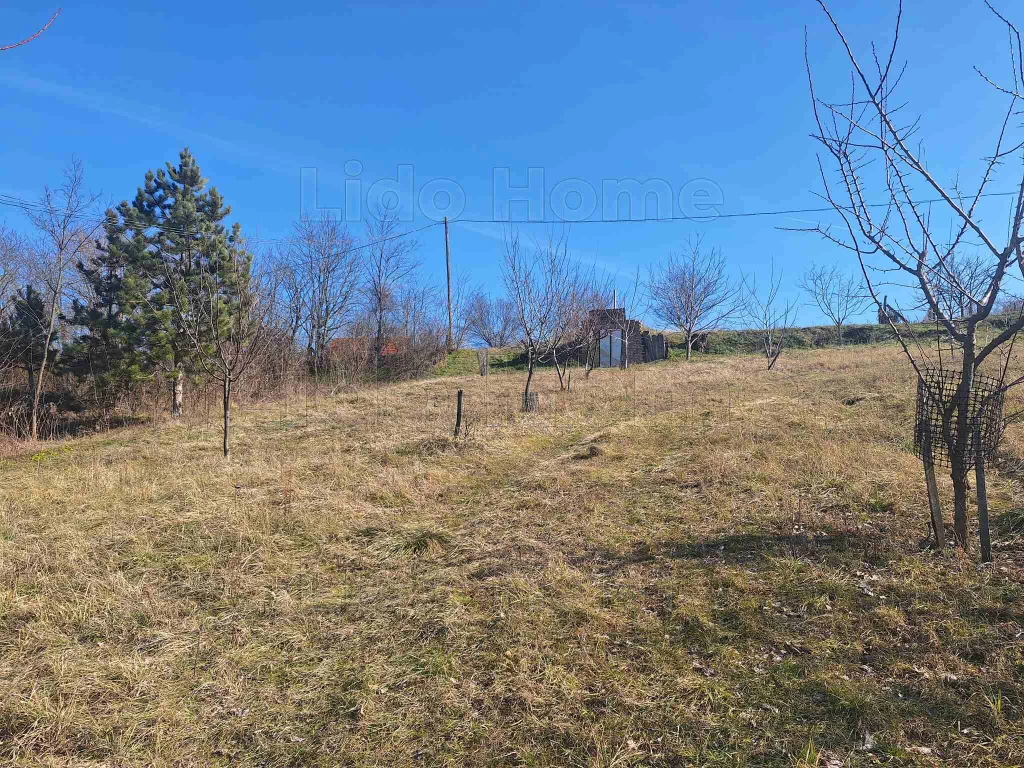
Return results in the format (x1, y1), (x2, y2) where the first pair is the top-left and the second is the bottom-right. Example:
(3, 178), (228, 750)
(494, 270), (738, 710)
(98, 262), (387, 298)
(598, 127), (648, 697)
(1, 345), (1023, 767)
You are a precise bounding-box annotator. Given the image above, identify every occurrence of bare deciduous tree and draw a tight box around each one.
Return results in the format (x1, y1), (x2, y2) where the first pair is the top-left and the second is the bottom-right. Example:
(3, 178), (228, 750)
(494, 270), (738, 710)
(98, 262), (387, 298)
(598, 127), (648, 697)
(0, 226), (25, 313)
(393, 281), (446, 374)
(743, 261), (798, 371)
(448, 269), (476, 353)
(284, 215), (360, 375)
(363, 205), (420, 368)
(168, 242), (278, 458)
(0, 227), (28, 379)
(501, 227), (584, 398)
(647, 235), (742, 360)
(547, 267), (593, 390)
(798, 263), (870, 345)
(26, 159), (100, 440)
(803, 0), (1024, 558)
(466, 292), (518, 348)
(924, 251), (993, 322)
(998, 294), (1024, 316)
(277, 259), (304, 345)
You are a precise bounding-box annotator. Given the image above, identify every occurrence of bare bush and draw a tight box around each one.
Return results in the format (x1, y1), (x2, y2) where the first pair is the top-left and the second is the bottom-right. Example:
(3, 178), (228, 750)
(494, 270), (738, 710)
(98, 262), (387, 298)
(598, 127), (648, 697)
(998, 295), (1024, 316)
(743, 261), (798, 371)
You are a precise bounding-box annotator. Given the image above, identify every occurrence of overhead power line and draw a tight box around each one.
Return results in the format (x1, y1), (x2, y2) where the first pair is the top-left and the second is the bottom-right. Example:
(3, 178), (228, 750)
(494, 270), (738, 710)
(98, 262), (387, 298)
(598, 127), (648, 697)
(451, 190), (1022, 225)
(2, 188), (1020, 247)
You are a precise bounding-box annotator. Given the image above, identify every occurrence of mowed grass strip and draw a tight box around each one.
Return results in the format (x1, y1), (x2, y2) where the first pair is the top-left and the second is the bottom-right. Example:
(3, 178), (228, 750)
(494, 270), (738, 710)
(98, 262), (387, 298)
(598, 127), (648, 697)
(1, 345), (1023, 767)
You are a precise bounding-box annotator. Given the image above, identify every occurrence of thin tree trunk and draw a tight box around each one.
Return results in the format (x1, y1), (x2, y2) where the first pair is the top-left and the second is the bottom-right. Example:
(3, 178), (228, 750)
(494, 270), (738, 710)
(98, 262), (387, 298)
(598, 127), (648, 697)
(222, 376), (231, 459)
(951, 464), (970, 549)
(171, 368), (184, 419)
(923, 425), (945, 550)
(552, 347), (566, 390)
(925, 461), (944, 549)
(976, 451), (991, 562)
(374, 308), (385, 369)
(951, 330), (976, 549)
(685, 332), (693, 361)
(31, 284), (62, 440)
(524, 347), (535, 398)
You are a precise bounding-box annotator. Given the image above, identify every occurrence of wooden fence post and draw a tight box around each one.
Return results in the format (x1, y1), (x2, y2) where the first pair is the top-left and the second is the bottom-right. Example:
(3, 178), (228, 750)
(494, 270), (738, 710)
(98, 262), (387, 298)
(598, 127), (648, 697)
(976, 449), (991, 562)
(923, 424), (945, 550)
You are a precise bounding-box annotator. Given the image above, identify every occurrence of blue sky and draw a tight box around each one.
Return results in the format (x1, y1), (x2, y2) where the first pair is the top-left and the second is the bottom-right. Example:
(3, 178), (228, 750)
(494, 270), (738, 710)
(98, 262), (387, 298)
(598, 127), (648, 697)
(2, 1), (1021, 326)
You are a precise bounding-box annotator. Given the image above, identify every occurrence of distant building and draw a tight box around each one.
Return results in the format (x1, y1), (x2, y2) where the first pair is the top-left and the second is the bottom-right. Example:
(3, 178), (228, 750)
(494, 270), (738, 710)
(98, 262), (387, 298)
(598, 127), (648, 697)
(586, 308), (668, 368)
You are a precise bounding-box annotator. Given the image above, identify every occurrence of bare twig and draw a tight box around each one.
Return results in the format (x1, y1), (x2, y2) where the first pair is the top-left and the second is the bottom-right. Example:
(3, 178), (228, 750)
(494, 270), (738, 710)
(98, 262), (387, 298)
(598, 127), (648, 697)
(0, 8), (61, 52)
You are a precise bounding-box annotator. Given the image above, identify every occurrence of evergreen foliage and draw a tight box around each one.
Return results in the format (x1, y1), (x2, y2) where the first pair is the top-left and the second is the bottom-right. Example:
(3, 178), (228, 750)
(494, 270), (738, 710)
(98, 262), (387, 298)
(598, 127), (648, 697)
(1, 285), (51, 394)
(63, 148), (243, 416)
(64, 208), (152, 409)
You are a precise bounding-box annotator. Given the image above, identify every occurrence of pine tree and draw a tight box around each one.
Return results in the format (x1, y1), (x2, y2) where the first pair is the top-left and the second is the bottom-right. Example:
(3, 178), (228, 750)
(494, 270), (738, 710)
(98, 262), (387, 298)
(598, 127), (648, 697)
(62, 149), (243, 418)
(64, 206), (152, 411)
(1, 285), (52, 396)
(138, 148), (237, 417)
(68, 149), (238, 418)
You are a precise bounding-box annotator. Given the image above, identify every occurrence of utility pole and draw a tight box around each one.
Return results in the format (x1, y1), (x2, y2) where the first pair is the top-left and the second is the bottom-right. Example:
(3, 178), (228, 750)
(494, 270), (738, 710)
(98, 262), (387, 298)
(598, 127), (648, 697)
(444, 216), (454, 353)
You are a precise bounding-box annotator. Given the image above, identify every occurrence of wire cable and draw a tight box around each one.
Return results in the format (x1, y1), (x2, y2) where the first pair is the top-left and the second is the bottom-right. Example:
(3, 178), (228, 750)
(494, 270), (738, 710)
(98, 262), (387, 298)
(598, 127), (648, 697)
(451, 190), (1022, 225)
(2, 188), (1020, 246)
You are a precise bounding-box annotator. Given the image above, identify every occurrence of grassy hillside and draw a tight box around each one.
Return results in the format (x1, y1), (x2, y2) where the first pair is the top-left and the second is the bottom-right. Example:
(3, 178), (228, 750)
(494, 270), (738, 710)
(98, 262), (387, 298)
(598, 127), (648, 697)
(433, 346), (528, 377)
(683, 323), (911, 357)
(1, 347), (1023, 766)
(438, 315), (1024, 375)
(437, 320), (982, 375)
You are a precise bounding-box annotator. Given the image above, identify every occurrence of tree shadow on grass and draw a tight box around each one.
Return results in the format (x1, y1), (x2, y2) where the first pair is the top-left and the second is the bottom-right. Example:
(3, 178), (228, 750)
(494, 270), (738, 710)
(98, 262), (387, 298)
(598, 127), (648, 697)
(566, 528), (1021, 763)
(578, 529), (885, 577)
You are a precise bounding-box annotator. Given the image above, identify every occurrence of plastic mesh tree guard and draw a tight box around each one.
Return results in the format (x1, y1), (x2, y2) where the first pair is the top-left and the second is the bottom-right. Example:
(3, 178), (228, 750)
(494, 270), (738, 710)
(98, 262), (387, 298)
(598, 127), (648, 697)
(913, 368), (1004, 469)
